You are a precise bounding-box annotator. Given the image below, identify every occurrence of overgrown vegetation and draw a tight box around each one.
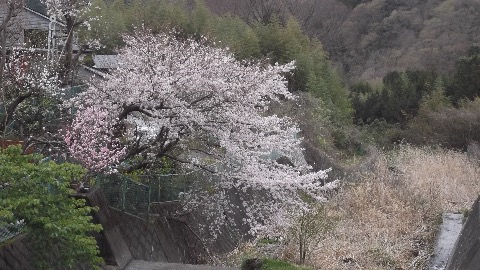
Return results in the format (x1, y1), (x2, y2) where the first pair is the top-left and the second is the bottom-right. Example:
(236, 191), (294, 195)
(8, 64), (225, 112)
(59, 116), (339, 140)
(229, 145), (480, 269)
(81, 4), (480, 268)
(7, 1), (480, 269)
(350, 45), (480, 150)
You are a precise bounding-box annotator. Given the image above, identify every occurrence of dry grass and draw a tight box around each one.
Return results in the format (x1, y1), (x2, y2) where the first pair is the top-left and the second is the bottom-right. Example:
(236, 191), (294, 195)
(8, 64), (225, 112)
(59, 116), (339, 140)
(222, 145), (480, 269)
(296, 145), (480, 270)
(392, 146), (480, 211)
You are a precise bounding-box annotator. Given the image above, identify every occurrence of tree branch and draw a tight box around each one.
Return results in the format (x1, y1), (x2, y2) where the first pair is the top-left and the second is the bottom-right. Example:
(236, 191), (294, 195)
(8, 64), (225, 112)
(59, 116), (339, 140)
(0, 92), (33, 136)
(164, 154), (216, 174)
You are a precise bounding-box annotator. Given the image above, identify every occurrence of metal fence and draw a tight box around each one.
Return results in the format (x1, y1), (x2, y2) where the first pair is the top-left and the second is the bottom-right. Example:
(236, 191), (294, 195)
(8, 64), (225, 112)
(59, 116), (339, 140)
(0, 222), (23, 244)
(95, 174), (151, 220)
(140, 173), (194, 203)
(94, 169), (214, 219)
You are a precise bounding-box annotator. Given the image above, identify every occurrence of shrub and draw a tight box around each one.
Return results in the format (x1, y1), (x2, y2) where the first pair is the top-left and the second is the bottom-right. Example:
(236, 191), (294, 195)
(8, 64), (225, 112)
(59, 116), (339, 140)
(0, 146), (102, 269)
(406, 97), (480, 149)
(242, 258), (312, 270)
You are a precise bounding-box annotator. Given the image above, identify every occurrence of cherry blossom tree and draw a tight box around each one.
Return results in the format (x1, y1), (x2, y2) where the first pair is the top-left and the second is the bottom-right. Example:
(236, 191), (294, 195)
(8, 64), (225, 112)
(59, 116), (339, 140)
(66, 30), (336, 235)
(64, 106), (126, 172)
(0, 0), (87, 141)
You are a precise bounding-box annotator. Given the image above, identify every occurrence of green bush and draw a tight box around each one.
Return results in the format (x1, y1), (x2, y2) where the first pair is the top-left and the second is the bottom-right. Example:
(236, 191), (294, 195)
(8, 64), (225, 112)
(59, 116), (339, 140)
(0, 146), (102, 269)
(241, 258), (313, 270)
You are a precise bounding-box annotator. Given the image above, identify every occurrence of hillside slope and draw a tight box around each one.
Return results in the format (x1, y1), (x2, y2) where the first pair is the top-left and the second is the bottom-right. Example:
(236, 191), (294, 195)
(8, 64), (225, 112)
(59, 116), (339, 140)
(204, 0), (480, 82)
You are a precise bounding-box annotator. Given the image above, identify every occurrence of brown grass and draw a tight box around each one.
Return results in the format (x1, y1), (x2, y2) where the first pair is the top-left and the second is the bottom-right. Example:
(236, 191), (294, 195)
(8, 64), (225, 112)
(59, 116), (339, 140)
(221, 145), (480, 269)
(298, 145), (480, 269)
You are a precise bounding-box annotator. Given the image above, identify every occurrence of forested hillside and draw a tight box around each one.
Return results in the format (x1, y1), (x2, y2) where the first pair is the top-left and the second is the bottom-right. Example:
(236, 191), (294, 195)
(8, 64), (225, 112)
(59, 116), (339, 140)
(4, 0), (480, 269)
(204, 0), (480, 82)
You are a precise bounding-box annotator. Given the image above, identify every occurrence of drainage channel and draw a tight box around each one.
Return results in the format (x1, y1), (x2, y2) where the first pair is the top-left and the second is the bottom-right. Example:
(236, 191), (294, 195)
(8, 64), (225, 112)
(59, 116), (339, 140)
(428, 213), (464, 270)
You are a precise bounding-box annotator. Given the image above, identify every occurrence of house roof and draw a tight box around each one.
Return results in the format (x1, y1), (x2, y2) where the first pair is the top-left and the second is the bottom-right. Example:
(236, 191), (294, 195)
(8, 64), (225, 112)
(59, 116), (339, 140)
(93, 55), (121, 69)
(79, 64), (109, 79)
(23, 7), (66, 27)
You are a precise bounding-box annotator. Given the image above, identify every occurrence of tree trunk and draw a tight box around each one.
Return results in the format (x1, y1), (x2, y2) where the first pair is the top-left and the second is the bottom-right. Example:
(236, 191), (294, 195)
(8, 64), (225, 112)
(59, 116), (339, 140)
(1, 2), (17, 138)
(62, 14), (75, 84)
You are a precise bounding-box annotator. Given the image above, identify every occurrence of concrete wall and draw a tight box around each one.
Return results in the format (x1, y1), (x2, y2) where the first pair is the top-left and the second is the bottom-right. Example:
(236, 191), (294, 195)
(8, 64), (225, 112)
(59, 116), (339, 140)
(0, 188), (131, 270)
(110, 202), (216, 265)
(77, 188), (133, 269)
(104, 187), (254, 265)
(0, 235), (35, 270)
(0, 187), (249, 269)
(0, 234), (93, 270)
(446, 196), (480, 270)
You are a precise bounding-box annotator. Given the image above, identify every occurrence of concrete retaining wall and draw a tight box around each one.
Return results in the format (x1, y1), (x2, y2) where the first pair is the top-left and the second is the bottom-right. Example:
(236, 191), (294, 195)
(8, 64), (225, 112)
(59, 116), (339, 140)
(0, 187), (249, 269)
(0, 188), (131, 270)
(0, 234), (92, 270)
(0, 235), (35, 270)
(446, 196), (480, 270)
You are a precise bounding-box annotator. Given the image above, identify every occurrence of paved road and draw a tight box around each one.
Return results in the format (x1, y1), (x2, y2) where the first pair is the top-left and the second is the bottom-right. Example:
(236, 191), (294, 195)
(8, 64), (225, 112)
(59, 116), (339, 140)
(124, 261), (240, 270)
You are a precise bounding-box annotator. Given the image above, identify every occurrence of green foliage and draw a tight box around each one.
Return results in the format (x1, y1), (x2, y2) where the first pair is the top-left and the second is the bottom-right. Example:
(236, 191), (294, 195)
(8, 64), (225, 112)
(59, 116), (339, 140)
(187, 0), (213, 38)
(358, 119), (402, 148)
(254, 18), (309, 64)
(212, 15), (261, 59)
(82, 0), (128, 52)
(352, 49), (480, 149)
(0, 146), (102, 269)
(82, 54), (95, 67)
(331, 127), (365, 156)
(351, 70), (438, 125)
(12, 94), (65, 138)
(252, 18), (352, 122)
(419, 77), (451, 111)
(241, 258), (312, 270)
(260, 259), (312, 270)
(446, 45), (480, 104)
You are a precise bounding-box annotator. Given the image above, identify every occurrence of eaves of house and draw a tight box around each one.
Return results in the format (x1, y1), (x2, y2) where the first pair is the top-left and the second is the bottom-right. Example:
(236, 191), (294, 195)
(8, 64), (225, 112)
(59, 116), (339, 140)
(0, 5), (66, 48)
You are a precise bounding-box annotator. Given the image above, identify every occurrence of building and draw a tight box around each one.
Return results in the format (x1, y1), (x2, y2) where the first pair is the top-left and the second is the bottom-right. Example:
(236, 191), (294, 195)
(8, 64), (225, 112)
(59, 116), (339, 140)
(0, 5), (71, 61)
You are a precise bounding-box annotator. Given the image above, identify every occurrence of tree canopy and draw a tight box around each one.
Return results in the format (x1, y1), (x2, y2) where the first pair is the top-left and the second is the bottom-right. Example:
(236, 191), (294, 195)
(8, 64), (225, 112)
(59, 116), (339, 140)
(0, 146), (102, 269)
(65, 30), (334, 234)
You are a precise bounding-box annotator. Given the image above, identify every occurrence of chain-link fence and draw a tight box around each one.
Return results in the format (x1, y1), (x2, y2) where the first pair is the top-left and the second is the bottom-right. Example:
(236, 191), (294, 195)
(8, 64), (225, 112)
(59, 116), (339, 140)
(95, 174), (151, 220)
(94, 168), (217, 219)
(139, 172), (198, 203)
(142, 165), (225, 203)
(0, 222), (24, 244)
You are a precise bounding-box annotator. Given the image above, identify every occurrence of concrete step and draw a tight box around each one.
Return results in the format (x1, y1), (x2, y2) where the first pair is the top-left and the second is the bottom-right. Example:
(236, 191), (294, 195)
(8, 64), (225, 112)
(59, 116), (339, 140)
(124, 261), (240, 270)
